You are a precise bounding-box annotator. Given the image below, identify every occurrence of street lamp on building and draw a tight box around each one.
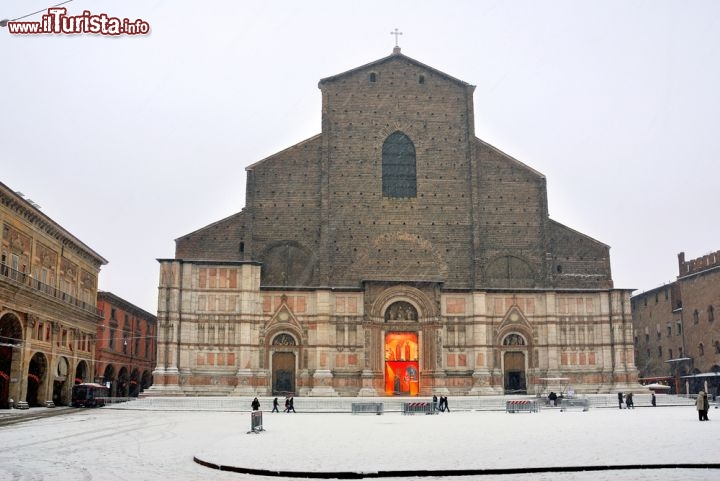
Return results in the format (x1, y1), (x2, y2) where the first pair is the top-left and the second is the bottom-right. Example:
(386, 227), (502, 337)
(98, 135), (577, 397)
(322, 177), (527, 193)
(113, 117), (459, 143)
(1, 0), (74, 27)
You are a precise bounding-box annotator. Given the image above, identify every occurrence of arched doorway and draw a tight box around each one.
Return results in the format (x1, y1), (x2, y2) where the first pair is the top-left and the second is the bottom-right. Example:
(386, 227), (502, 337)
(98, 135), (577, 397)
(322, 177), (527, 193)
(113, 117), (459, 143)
(384, 331), (419, 396)
(28, 352), (48, 407)
(502, 333), (527, 395)
(270, 333), (297, 395)
(0, 313), (23, 409)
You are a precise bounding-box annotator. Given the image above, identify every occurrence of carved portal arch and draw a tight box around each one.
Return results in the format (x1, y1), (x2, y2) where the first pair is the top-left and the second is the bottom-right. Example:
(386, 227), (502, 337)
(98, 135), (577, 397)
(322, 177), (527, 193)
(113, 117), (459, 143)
(370, 285), (437, 323)
(272, 333), (297, 346)
(502, 333), (527, 346)
(384, 301), (418, 322)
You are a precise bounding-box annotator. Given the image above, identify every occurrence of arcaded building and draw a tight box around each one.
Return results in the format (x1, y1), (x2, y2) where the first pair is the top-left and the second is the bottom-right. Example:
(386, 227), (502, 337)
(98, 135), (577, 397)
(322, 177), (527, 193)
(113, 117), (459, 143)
(150, 48), (638, 397)
(0, 181), (106, 408)
(96, 291), (157, 397)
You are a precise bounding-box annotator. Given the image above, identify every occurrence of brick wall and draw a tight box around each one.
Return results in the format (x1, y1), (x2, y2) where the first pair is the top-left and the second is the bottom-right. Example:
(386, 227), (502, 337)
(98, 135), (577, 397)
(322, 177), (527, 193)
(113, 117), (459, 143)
(174, 52), (613, 291)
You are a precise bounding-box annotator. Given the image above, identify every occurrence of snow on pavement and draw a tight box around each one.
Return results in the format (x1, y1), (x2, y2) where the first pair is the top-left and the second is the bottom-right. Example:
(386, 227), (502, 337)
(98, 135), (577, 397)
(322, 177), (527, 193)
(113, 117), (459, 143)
(0, 404), (717, 481)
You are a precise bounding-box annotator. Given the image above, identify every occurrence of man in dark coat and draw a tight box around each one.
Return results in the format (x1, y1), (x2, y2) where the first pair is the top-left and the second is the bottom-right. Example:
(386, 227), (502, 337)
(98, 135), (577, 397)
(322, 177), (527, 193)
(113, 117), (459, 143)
(287, 396), (296, 413)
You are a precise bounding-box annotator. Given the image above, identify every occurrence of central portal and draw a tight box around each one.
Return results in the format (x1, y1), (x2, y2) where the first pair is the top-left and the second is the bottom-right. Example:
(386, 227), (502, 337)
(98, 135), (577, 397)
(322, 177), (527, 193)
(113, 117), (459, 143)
(384, 332), (419, 396)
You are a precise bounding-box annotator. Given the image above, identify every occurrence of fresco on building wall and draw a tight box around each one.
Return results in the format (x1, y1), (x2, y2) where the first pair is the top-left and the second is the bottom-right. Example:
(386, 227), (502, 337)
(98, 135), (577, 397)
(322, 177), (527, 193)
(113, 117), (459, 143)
(384, 332), (419, 395)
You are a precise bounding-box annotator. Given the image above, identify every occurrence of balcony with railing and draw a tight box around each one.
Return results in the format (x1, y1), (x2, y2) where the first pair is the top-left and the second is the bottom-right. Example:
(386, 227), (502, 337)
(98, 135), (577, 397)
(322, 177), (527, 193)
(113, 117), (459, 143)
(0, 264), (103, 316)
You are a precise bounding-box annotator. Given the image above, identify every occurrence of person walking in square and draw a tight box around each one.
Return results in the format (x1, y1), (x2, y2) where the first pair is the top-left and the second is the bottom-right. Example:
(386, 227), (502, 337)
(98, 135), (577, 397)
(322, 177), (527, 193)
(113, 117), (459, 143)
(287, 396), (296, 413)
(625, 392), (634, 409)
(251, 397), (260, 411)
(696, 391), (710, 421)
(617, 392), (624, 409)
(651, 392), (656, 407)
(272, 397), (279, 413)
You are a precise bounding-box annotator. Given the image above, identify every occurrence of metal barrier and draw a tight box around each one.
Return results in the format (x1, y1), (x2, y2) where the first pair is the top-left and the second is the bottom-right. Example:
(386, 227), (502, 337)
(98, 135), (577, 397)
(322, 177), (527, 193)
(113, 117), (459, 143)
(248, 410), (264, 433)
(402, 402), (436, 415)
(505, 400), (538, 413)
(351, 402), (384, 415)
(560, 398), (590, 412)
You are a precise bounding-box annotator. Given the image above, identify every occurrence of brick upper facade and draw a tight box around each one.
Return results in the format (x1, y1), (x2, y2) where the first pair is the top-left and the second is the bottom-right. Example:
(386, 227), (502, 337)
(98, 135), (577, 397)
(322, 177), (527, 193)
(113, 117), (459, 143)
(175, 50), (612, 291)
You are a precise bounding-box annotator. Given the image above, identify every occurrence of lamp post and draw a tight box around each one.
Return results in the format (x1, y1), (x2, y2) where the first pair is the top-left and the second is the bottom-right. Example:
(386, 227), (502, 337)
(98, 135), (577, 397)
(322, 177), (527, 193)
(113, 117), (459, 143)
(1, 0), (73, 27)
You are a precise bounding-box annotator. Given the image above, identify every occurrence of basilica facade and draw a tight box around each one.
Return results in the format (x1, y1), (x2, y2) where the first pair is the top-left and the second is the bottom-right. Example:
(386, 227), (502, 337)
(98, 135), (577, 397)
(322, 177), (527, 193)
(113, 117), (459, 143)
(150, 48), (638, 397)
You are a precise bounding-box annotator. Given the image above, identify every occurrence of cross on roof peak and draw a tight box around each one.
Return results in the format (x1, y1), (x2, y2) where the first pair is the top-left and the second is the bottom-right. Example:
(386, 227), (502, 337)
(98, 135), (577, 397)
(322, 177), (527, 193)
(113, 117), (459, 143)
(390, 28), (403, 50)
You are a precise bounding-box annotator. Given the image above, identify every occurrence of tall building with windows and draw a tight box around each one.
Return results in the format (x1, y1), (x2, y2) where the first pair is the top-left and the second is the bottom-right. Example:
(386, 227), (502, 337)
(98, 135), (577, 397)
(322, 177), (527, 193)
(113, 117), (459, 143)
(96, 291), (157, 397)
(632, 250), (720, 395)
(150, 48), (638, 397)
(0, 181), (107, 408)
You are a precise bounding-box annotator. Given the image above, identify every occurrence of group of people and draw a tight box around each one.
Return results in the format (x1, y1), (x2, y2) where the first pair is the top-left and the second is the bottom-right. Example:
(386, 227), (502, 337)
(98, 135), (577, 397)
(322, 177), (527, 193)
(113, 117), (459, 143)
(251, 390), (712, 418)
(617, 392), (634, 409)
(252, 395), (297, 413)
(432, 395), (450, 412)
(617, 392), (636, 409)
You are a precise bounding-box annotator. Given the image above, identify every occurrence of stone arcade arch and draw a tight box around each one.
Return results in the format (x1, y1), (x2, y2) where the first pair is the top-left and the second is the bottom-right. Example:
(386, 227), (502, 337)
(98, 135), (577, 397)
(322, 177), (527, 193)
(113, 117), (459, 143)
(129, 368), (141, 397)
(117, 366), (129, 397)
(27, 352), (48, 407)
(74, 360), (89, 384)
(102, 364), (116, 396)
(0, 312), (23, 409)
(52, 356), (70, 406)
(141, 370), (152, 392)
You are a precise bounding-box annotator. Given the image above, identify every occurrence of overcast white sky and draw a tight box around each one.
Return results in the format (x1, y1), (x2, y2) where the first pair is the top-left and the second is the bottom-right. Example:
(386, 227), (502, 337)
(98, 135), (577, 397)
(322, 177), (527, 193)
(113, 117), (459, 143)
(2, 0), (719, 313)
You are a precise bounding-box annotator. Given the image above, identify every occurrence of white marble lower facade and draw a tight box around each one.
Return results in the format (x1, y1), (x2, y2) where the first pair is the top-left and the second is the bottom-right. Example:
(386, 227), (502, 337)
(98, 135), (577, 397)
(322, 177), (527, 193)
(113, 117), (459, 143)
(147, 260), (640, 397)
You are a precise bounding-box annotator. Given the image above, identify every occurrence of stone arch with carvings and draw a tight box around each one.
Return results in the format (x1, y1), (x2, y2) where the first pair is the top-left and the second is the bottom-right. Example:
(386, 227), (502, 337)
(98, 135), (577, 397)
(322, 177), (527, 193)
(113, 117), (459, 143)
(368, 285), (438, 323)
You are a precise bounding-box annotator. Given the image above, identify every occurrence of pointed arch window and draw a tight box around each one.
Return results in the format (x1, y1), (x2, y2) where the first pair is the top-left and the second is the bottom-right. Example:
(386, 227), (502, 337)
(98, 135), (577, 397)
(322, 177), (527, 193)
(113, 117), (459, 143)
(382, 131), (417, 198)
